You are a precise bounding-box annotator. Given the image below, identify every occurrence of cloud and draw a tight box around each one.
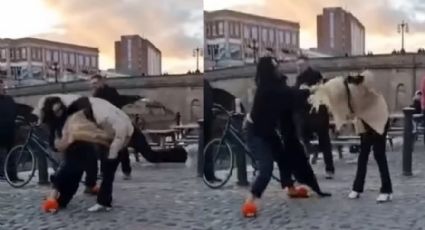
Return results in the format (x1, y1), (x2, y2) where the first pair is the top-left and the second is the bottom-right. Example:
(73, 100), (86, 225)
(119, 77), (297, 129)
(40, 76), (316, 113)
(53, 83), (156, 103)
(205, 0), (425, 53)
(39, 0), (203, 73)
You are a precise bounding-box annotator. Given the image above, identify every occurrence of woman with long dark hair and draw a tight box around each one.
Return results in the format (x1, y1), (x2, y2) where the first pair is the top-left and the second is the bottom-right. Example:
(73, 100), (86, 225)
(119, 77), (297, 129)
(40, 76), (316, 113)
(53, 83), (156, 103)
(241, 57), (330, 217)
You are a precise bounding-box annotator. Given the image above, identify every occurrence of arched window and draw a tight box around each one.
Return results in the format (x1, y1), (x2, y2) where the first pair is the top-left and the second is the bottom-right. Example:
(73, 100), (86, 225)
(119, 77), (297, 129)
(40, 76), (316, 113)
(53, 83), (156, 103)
(395, 83), (407, 111)
(190, 99), (201, 122)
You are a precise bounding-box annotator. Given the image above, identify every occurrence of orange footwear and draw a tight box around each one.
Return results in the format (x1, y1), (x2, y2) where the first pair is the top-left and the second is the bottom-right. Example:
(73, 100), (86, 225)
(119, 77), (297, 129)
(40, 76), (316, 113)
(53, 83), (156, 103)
(242, 201), (257, 218)
(287, 186), (310, 198)
(42, 198), (59, 213)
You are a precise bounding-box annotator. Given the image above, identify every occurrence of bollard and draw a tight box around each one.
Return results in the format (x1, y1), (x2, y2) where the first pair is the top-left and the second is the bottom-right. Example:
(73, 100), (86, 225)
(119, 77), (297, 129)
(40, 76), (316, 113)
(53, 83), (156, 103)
(232, 113), (249, 186)
(402, 107), (415, 176)
(197, 119), (204, 177)
(36, 149), (49, 184)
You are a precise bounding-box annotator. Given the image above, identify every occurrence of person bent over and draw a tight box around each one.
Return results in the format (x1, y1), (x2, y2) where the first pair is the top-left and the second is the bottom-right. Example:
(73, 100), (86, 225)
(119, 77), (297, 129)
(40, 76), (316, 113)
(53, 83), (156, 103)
(43, 110), (115, 213)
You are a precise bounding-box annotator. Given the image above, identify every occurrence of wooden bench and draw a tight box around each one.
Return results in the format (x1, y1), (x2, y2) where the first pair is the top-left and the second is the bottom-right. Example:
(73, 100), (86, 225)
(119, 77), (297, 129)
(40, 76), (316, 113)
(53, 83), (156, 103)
(144, 129), (177, 149)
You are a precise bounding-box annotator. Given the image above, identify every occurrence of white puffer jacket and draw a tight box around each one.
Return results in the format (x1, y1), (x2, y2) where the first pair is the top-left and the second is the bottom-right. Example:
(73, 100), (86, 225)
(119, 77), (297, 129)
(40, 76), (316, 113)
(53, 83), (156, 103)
(33, 94), (134, 159)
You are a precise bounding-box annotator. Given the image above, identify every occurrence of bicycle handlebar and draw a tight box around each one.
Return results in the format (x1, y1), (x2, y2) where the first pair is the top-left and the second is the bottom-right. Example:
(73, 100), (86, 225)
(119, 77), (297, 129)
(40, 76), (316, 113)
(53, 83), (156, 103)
(15, 115), (38, 128)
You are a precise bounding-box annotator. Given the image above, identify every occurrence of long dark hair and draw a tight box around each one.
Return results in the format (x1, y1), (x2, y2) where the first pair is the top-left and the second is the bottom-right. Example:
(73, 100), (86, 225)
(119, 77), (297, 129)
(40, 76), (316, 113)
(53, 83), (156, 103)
(255, 56), (280, 88)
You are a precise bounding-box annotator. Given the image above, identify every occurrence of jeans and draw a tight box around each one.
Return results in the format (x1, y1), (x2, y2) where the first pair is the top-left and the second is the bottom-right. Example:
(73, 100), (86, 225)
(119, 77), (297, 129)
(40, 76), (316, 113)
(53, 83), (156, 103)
(244, 123), (285, 198)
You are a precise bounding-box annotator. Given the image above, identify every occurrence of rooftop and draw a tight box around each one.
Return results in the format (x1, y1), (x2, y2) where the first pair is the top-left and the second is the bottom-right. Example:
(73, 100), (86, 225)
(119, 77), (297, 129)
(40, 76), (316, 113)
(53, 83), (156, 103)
(205, 9), (300, 28)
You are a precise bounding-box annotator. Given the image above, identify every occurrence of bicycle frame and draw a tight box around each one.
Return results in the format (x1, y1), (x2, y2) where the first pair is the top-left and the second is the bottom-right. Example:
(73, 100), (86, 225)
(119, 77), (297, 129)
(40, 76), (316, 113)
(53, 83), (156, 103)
(217, 114), (254, 161)
(22, 126), (60, 168)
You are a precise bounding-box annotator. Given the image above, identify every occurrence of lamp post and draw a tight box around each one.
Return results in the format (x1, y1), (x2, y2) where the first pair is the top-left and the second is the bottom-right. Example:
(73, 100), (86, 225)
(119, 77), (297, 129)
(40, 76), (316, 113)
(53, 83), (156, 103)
(52, 62), (59, 83)
(247, 39), (259, 64)
(193, 48), (203, 73)
(397, 20), (409, 53)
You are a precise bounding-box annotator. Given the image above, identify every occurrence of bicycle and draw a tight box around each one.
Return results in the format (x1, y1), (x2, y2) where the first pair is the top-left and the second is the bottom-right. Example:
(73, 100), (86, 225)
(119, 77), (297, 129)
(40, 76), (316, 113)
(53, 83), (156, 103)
(4, 116), (61, 188)
(203, 103), (280, 189)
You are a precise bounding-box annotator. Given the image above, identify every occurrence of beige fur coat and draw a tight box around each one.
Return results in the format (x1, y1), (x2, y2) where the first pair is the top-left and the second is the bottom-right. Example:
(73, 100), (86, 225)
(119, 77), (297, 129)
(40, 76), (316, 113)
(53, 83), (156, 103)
(308, 70), (389, 135)
(55, 111), (113, 152)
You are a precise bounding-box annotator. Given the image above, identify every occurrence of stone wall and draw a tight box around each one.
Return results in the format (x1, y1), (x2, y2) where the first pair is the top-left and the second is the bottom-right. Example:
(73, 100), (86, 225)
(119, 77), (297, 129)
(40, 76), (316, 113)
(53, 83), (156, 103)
(7, 74), (204, 124)
(205, 53), (425, 112)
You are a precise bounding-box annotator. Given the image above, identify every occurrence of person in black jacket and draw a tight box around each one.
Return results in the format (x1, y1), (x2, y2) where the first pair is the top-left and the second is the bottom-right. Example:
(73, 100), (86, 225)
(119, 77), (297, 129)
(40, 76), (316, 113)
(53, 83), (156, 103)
(241, 57), (330, 217)
(0, 80), (19, 181)
(90, 75), (132, 181)
(295, 57), (335, 179)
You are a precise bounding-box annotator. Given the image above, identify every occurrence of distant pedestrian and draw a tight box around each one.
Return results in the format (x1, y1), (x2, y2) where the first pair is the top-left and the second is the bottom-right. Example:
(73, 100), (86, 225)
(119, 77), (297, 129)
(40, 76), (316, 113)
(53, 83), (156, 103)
(411, 90), (422, 114)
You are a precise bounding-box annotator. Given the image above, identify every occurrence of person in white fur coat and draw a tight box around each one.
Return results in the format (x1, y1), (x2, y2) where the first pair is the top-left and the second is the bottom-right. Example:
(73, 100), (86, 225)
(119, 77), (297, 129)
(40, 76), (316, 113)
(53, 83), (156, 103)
(308, 70), (393, 203)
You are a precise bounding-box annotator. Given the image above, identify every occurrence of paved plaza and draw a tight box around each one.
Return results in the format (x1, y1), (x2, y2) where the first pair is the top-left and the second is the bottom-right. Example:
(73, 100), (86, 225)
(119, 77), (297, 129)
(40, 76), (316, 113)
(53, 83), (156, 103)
(1, 141), (425, 229)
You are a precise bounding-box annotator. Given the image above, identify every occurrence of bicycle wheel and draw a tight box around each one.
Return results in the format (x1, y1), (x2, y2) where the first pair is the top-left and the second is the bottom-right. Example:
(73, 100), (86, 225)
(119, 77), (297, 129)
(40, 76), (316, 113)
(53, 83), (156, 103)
(4, 145), (36, 188)
(203, 138), (234, 189)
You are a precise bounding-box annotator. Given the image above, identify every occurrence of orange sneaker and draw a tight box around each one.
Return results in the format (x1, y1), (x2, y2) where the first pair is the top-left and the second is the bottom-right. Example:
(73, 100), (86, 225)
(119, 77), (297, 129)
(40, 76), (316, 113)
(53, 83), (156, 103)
(287, 186), (309, 198)
(42, 198), (59, 213)
(241, 201), (257, 218)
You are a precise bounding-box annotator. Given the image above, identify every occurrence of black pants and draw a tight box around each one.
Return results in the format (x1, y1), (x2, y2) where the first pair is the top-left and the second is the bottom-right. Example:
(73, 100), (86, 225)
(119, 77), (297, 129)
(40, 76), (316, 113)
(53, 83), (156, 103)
(129, 128), (187, 163)
(97, 154), (120, 207)
(245, 123), (286, 198)
(296, 108), (334, 173)
(0, 130), (17, 178)
(51, 141), (98, 208)
(119, 148), (131, 175)
(352, 121), (392, 193)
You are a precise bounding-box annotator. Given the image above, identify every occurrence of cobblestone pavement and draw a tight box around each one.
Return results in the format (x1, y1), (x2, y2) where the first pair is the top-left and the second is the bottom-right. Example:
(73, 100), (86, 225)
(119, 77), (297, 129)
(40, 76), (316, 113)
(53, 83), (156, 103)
(2, 141), (425, 229)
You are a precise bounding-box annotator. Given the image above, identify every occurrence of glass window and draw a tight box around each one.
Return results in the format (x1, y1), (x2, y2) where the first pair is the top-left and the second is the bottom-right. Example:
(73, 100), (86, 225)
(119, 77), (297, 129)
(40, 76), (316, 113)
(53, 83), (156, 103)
(252, 27), (258, 40)
(212, 23), (217, 36)
(79, 55), (84, 66)
(269, 29), (274, 42)
(63, 52), (68, 65)
(285, 32), (291, 44)
(1, 49), (5, 59)
(244, 25), (250, 39)
(91, 56), (97, 67)
(22, 48), (27, 59)
(280, 31), (284, 43)
(262, 28), (267, 42)
(229, 22), (234, 36)
(85, 56), (90, 66)
(16, 49), (20, 60)
(229, 43), (242, 59)
(53, 51), (59, 62)
(292, 33), (297, 45)
(70, 53), (75, 65)
(235, 24), (240, 37)
(46, 50), (51, 61)
(218, 22), (224, 35)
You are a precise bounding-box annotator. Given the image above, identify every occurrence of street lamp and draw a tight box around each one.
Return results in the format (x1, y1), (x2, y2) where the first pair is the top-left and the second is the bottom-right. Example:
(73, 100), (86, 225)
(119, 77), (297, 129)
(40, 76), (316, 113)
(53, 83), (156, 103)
(51, 62), (59, 83)
(397, 20), (409, 53)
(247, 39), (259, 64)
(193, 47), (203, 73)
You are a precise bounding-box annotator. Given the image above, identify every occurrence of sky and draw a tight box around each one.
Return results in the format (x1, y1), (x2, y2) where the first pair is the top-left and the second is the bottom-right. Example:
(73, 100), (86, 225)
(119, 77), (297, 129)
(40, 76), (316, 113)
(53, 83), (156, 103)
(0, 0), (203, 74)
(204, 0), (425, 54)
